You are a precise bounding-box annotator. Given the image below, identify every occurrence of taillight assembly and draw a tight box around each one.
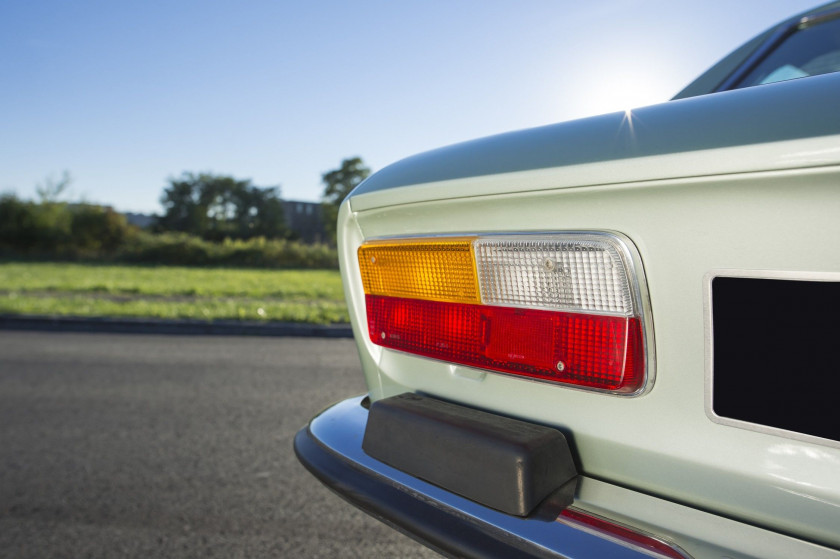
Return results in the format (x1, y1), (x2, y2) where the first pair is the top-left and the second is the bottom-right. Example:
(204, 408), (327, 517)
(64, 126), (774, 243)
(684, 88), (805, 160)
(358, 233), (651, 395)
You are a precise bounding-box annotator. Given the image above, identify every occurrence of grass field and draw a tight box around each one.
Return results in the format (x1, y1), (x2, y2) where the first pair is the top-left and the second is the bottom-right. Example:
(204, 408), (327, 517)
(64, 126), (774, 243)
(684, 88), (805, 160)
(0, 262), (349, 324)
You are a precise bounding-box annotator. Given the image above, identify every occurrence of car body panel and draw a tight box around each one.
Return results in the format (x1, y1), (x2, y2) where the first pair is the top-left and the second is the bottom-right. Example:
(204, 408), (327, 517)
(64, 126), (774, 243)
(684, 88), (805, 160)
(336, 136), (840, 547)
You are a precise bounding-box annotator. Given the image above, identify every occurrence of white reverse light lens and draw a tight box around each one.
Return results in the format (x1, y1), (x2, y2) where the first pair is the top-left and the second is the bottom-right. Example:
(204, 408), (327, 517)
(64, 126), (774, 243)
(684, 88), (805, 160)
(474, 235), (635, 315)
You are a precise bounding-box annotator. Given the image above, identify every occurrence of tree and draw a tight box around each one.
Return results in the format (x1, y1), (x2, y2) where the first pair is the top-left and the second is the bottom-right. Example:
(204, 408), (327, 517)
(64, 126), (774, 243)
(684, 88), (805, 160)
(157, 172), (288, 241)
(35, 170), (72, 203)
(321, 157), (370, 243)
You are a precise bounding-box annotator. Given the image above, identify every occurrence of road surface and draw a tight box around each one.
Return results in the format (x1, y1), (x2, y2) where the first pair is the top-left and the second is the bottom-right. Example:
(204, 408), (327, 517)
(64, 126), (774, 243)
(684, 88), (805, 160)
(0, 331), (437, 558)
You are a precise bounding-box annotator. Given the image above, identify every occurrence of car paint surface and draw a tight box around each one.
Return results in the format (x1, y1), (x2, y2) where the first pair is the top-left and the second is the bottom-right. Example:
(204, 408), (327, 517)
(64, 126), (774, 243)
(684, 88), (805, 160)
(349, 72), (840, 202)
(335, 71), (840, 548)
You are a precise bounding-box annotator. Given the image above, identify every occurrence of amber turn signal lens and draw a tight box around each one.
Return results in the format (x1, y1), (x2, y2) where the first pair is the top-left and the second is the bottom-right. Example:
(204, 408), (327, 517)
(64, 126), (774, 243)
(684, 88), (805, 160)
(358, 238), (480, 304)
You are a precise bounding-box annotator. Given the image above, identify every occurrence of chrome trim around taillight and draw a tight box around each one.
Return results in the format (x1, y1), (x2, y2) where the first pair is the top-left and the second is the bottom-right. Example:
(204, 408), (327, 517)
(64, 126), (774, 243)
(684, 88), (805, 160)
(358, 231), (656, 397)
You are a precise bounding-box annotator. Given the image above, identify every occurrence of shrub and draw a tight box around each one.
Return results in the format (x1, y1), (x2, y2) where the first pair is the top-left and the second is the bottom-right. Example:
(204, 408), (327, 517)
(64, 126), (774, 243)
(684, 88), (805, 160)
(70, 205), (132, 252)
(116, 232), (338, 269)
(0, 194), (337, 269)
(0, 195), (72, 253)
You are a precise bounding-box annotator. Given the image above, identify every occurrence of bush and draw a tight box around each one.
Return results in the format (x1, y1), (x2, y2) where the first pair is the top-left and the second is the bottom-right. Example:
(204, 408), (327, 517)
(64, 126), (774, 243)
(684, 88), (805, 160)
(0, 194), (337, 269)
(116, 232), (337, 269)
(70, 205), (132, 252)
(0, 195), (73, 253)
(0, 195), (136, 257)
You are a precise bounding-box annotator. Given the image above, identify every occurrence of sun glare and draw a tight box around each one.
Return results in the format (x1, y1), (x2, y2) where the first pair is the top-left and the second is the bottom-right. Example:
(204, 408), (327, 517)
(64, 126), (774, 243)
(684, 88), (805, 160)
(563, 49), (679, 119)
(589, 71), (671, 115)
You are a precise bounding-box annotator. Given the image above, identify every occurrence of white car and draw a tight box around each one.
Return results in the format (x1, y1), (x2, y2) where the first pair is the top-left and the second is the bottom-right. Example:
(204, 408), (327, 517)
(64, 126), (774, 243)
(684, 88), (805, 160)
(296, 3), (840, 557)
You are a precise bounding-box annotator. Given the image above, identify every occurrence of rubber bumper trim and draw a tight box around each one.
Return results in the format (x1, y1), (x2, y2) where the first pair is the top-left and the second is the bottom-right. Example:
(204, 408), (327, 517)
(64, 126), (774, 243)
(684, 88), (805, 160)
(362, 393), (577, 517)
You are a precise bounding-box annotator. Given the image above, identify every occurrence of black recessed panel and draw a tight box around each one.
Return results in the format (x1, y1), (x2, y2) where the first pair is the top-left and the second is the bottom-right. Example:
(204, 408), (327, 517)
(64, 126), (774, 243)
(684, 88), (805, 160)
(712, 277), (840, 442)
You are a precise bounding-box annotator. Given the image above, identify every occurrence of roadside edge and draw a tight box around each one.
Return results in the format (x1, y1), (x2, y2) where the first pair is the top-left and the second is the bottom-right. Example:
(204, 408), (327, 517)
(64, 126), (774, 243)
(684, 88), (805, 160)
(0, 314), (353, 338)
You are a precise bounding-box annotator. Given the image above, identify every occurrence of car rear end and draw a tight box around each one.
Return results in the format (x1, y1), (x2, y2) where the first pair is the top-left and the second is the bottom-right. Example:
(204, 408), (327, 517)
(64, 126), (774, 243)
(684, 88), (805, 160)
(296, 71), (840, 559)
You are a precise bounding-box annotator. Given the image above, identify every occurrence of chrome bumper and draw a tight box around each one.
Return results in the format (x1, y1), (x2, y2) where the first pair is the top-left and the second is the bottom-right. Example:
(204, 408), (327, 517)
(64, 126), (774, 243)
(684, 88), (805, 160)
(294, 396), (675, 559)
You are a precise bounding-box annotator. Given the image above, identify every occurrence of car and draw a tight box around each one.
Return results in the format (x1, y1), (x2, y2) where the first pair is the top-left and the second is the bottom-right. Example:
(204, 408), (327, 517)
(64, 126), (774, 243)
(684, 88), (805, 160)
(295, 3), (840, 558)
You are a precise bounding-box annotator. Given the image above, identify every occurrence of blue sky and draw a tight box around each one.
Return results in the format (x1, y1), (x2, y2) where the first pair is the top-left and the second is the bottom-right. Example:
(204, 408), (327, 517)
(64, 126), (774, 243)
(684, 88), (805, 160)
(0, 1), (822, 213)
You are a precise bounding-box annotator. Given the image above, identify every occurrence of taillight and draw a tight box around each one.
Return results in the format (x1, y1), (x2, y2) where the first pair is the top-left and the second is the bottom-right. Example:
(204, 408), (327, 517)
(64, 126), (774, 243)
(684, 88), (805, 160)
(358, 233), (651, 395)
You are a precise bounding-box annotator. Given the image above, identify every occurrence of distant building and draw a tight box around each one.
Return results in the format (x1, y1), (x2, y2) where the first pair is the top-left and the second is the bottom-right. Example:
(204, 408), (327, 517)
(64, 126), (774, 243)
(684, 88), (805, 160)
(123, 212), (157, 229)
(282, 200), (326, 244)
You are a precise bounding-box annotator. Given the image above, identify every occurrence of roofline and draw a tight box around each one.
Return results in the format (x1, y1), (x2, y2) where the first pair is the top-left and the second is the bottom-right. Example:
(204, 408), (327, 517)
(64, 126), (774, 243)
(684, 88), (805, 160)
(672, 1), (840, 100)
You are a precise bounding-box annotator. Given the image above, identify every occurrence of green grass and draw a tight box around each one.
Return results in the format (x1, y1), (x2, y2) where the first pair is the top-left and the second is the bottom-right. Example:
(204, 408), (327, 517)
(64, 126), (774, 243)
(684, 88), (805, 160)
(0, 262), (349, 324)
(0, 262), (344, 298)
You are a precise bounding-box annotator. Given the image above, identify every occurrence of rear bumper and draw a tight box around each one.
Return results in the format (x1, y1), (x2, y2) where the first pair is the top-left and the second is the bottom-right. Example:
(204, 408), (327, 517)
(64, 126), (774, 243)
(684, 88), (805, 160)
(295, 396), (840, 559)
(295, 396), (673, 559)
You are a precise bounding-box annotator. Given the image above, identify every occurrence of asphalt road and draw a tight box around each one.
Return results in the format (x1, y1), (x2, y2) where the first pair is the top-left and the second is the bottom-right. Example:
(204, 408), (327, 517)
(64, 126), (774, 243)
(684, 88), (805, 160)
(0, 331), (438, 558)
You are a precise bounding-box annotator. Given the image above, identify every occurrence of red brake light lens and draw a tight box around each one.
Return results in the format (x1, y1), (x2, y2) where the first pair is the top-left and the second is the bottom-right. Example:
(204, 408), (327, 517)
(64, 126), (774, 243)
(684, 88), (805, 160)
(367, 295), (644, 392)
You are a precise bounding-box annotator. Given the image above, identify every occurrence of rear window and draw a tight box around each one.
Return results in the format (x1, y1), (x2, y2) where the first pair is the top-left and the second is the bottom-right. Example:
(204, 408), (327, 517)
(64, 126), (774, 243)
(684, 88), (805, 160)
(736, 14), (840, 88)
